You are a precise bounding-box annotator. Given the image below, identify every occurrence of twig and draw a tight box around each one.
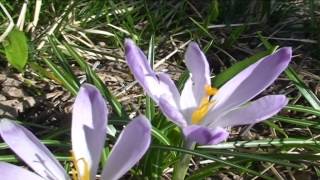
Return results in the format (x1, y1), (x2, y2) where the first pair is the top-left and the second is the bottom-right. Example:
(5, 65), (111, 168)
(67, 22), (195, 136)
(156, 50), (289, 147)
(16, 0), (28, 31)
(0, 2), (14, 42)
(27, 0), (42, 32)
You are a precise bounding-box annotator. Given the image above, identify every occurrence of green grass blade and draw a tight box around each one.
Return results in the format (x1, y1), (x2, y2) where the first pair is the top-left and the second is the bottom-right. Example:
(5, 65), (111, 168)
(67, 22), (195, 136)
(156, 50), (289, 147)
(285, 105), (320, 116)
(63, 42), (127, 118)
(199, 138), (320, 149)
(198, 149), (302, 168)
(273, 115), (320, 129)
(152, 145), (273, 180)
(146, 35), (155, 120)
(285, 67), (320, 110)
(44, 58), (78, 95)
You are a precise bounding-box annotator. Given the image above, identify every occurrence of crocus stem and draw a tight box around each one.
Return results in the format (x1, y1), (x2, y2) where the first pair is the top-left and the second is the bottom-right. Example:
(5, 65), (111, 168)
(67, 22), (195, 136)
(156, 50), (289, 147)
(172, 140), (196, 180)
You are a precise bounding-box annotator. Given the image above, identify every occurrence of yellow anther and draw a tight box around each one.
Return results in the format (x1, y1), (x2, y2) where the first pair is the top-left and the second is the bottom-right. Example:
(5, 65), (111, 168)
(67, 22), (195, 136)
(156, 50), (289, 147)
(70, 151), (90, 180)
(191, 85), (218, 124)
(205, 85), (218, 96)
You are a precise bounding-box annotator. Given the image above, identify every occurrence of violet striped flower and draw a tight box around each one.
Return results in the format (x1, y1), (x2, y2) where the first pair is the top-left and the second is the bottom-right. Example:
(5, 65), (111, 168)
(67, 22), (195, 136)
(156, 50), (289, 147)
(0, 84), (151, 180)
(125, 39), (292, 145)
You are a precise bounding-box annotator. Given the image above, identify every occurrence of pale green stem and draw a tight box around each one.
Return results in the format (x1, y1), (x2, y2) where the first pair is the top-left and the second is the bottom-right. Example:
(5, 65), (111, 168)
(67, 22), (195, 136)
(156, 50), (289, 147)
(172, 140), (196, 180)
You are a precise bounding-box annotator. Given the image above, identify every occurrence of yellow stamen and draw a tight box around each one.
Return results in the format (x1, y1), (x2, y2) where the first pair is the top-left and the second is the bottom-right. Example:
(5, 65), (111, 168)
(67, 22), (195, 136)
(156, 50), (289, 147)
(70, 151), (90, 180)
(205, 85), (218, 96)
(191, 85), (218, 124)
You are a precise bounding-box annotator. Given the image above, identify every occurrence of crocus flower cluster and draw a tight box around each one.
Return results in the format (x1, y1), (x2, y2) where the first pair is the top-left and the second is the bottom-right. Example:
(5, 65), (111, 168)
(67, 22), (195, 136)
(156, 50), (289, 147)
(125, 39), (292, 145)
(0, 84), (151, 180)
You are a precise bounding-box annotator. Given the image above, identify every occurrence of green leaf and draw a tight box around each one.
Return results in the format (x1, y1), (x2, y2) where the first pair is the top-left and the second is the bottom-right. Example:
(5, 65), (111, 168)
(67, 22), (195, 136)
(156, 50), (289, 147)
(152, 145), (273, 180)
(198, 149), (302, 168)
(3, 28), (28, 71)
(285, 67), (320, 110)
(212, 46), (278, 88)
(224, 25), (245, 48)
(189, 17), (215, 39)
(187, 158), (248, 180)
(146, 35), (155, 120)
(273, 115), (320, 129)
(285, 105), (320, 116)
(257, 31), (273, 50)
(44, 58), (78, 95)
(199, 138), (320, 149)
(204, 0), (219, 27)
(63, 42), (127, 119)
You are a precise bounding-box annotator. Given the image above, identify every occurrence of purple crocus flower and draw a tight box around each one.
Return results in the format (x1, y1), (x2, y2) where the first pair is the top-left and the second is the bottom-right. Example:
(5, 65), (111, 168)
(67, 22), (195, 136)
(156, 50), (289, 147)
(0, 84), (151, 180)
(125, 39), (292, 145)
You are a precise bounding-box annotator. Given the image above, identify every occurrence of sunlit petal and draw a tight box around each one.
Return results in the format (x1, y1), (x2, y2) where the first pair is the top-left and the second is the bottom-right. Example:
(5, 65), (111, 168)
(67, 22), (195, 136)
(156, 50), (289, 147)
(125, 39), (162, 102)
(158, 72), (180, 106)
(101, 115), (151, 180)
(211, 95), (288, 128)
(180, 77), (197, 124)
(0, 162), (43, 180)
(185, 42), (211, 104)
(72, 84), (108, 179)
(207, 47), (292, 120)
(159, 95), (188, 127)
(0, 119), (68, 179)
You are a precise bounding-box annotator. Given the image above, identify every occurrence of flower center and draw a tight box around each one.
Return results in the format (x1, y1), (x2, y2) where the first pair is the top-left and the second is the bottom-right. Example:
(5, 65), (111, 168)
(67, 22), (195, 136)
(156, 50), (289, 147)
(191, 85), (218, 124)
(71, 151), (90, 180)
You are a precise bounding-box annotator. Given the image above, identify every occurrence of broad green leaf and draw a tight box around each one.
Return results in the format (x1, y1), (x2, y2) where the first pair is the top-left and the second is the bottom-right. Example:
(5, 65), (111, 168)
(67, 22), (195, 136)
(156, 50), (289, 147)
(3, 28), (28, 71)
(212, 46), (278, 88)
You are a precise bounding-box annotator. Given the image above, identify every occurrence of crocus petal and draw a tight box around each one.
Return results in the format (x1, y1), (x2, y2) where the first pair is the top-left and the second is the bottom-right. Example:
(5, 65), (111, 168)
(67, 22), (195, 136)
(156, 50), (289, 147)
(183, 125), (229, 145)
(101, 115), (151, 180)
(72, 84), (107, 179)
(125, 39), (161, 102)
(159, 95), (188, 127)
(0, 162), (43, 180)
(158, 72), (180, 106)
(210, 95), (288, 128)
(208, 47), (292, 118)
(185, 42), (211, 104)
(0, 119), (68, 179)
(180, 77), (197, 124)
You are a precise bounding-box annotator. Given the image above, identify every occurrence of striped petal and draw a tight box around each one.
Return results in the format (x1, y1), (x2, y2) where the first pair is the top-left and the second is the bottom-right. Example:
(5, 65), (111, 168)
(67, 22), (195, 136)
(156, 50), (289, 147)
(101, 115), (151, 180)
(72, 84), (108, 179)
